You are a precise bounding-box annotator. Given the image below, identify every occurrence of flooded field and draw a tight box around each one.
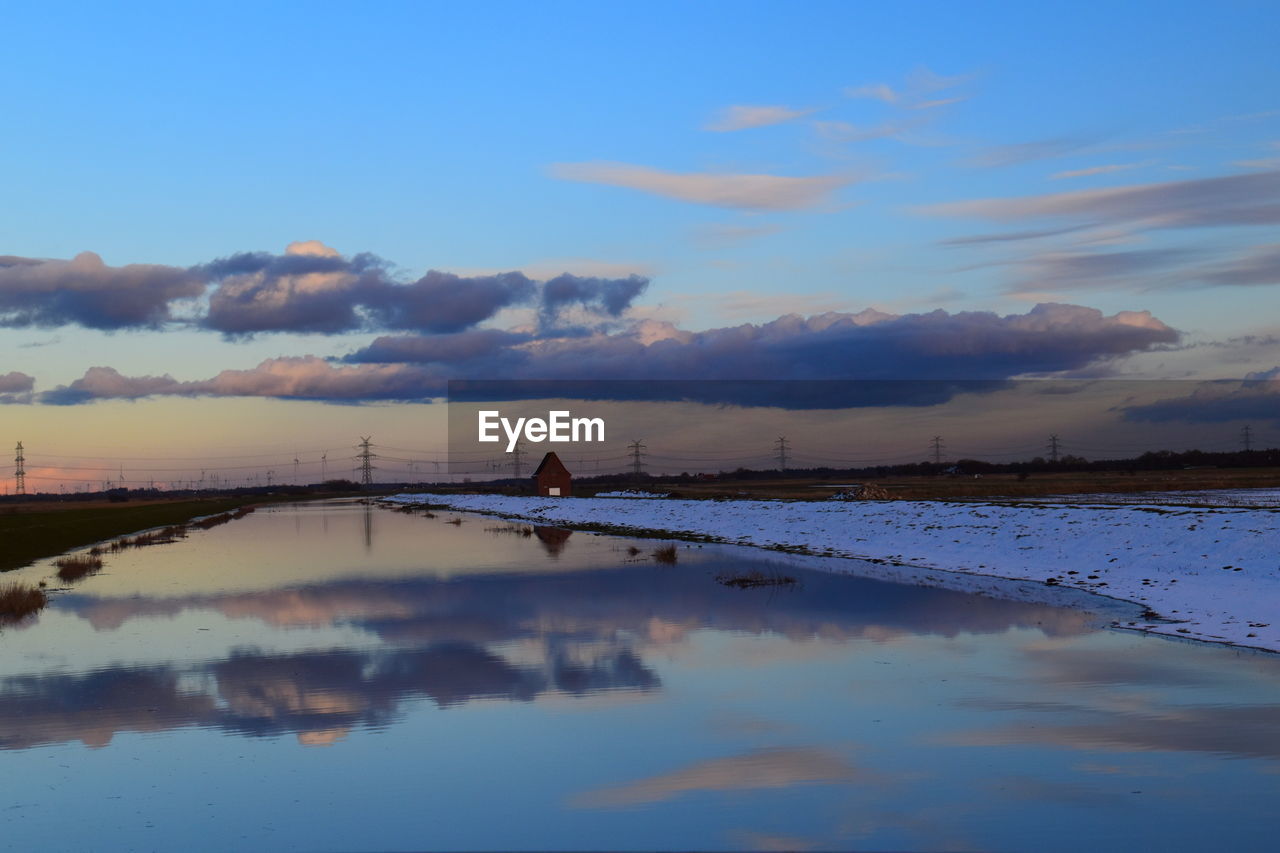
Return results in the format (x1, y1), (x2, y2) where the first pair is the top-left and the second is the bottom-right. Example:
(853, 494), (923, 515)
(1, 500), (1277, 852)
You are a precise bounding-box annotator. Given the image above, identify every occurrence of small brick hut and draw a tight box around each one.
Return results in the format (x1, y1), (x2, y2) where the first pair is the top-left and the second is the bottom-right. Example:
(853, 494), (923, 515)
(533, 451), (572, 496)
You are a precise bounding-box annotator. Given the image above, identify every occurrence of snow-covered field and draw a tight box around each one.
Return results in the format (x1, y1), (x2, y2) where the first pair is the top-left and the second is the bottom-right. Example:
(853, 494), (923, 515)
(386, 492), (1280, 653)
(1002, 487), (1280, 508)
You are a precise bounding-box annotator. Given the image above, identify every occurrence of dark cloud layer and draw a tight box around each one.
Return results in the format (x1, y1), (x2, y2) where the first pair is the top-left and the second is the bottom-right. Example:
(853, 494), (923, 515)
(1123, 370), (1280, 424)
(0, 243), (649, 336)
(199, 246), (646, 336)
(41, 303), (1178, 406)
(0, 252), (203, 329)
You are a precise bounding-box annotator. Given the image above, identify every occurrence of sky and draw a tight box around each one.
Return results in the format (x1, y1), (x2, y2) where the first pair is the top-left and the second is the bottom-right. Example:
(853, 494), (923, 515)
(2, 0), (1278, 488)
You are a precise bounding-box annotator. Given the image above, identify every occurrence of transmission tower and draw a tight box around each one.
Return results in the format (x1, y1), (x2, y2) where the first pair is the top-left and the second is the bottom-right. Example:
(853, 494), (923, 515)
(511, 440), (525, 478)
(629, 439), (647, 476)
(1047, 434), (1061, 463)
(293, 453), (301, 484)
(357, 437), (376, 487)
(14, 441), (25, 496)
(775, 436), (790, 471)
(1242, 425), (1253, 452)
(931, 436), (945, 465)
(321, 452), (328, 481)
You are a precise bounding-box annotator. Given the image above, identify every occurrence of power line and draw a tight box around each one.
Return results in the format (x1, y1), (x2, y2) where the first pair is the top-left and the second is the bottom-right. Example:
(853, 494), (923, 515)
(511, 440), (525, 479)
(357, 437), (376, 487)
(14, 441), (26, 496)
(629, 439), (647, 477)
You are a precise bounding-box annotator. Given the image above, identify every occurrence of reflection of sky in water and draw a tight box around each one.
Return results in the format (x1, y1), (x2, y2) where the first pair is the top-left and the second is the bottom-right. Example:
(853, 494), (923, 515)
(1, 501), (1277, 852)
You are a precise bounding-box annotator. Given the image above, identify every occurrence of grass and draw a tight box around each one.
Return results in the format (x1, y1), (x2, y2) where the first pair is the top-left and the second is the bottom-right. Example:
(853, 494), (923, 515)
(0, 497), (284, 573)
(715, 570), (798, 590)
(0, 582), (48, 624)
(54, 554), (105, 582)
(485, 523), (534, 537)
(652, 544), (679, 564)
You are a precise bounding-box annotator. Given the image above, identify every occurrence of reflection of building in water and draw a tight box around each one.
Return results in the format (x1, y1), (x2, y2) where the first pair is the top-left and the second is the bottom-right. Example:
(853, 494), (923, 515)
(533, 526), (573, 556)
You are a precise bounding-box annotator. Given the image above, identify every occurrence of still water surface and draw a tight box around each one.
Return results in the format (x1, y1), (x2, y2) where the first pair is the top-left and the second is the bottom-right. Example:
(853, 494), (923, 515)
(2, 500), (1277, 851)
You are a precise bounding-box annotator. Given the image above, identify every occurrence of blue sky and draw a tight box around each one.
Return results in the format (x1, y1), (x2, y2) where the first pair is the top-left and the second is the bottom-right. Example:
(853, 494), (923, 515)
(2, 1), (1278, 483)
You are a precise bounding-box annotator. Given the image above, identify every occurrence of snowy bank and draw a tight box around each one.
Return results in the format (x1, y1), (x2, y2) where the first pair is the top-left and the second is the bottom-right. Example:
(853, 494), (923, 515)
(385, 493), (1280, 653)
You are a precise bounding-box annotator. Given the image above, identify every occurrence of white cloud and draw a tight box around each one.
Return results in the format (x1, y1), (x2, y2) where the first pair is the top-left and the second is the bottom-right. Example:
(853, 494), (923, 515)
(549, 161), (853, 211)
(703, 104), (814, 132)
(1051, 164), (1143, 180)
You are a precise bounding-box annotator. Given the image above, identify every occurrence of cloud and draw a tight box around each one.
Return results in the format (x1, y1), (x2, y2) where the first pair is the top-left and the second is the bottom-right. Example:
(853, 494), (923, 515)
(549, 162), (852, 211)
(0, 370), (35, 404)
(538, 273), (650, 330)
(199, 241), (388, 335)
(846, 82), (902, 104)
(845, 67), (973, 106)
(360, 270), (539, 334)
(1122, 371), (1280, 424)
(198, 242), (648, 336)
(691, 223), (785, 249)
(345, 329), (532, 366)
(0, 371), (34, 393)
(40, 304), (1179, 405)
(1197, 243), (1280, 286)
(968, 137), (1095, 168)
(704, 104), (814, 132)
(0, 243), (649, 336)
(369, 304), (1173, 405)
(40, 358), (445, 405)
(812, 118), (922, 144)
(0, 252), (204, 329)
(1007, 248), (1202, 293)
(571, 747), (867, 807)
(909, 96), (967, 110)
(921, 170), (1280, 229)
(941, 225), (1092, 247)
(1233, 141), (1280, 170)
(1051, 163), (1144, 180)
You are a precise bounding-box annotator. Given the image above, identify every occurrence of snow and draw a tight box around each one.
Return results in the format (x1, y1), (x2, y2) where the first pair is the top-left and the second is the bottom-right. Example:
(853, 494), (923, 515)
(996, 487), (1280, 508)
(385, 492), (1280, 653)
(592, 490), (671, 498)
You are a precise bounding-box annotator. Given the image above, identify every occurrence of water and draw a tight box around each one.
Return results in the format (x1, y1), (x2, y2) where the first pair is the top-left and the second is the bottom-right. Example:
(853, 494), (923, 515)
(1, 500), (1277, 852)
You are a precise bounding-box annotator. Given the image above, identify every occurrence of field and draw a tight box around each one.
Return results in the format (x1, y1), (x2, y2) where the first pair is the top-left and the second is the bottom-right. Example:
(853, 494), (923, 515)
(0, 496), (293, 573)
(578, 466), (1280, 502)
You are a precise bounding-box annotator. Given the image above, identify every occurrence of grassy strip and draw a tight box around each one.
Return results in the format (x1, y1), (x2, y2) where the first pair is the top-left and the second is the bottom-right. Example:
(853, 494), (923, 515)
(0, 582), (48, 625)
(0, 497), (292, 573)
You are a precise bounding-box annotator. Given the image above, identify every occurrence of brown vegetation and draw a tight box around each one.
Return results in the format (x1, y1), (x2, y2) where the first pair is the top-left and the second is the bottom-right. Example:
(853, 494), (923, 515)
(715, 570), (798, 590)
(0, 582), (48, 624)
(652, 544), (679, 564)
(54, 554), (105, 582)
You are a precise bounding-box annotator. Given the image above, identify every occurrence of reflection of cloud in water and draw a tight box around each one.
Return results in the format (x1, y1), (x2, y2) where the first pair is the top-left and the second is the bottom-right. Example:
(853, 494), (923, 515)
(949, 702), (1280, 762)
(570, 747), (870, 807)
(0, 642), (657, 751)
(13, 554), (1102, 752)
(944, 644), (1280, 762)
(59, 559), (1099, 645)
